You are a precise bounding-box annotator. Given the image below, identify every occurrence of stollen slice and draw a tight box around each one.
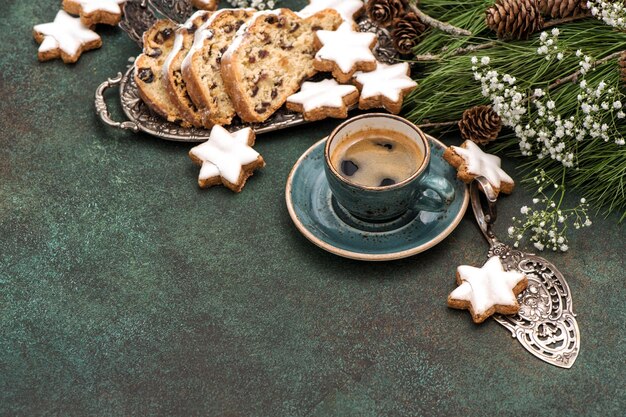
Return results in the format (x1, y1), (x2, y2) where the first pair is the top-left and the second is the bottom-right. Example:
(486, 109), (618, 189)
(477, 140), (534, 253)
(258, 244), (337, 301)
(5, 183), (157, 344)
(134, 20), (188, 125)
(182, 8), (255, 126)
(220, 8), (343, 123)
(162, 10), (213, 128)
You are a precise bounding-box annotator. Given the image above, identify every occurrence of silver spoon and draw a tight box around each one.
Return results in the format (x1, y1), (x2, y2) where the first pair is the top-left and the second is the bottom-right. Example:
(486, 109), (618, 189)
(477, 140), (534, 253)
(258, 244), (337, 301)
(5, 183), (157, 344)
(470, 176), (580, 368)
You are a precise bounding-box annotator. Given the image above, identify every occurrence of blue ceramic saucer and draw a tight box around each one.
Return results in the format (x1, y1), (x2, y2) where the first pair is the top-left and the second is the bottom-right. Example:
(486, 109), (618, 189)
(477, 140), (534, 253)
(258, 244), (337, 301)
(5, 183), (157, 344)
(285, 135), (469, 261)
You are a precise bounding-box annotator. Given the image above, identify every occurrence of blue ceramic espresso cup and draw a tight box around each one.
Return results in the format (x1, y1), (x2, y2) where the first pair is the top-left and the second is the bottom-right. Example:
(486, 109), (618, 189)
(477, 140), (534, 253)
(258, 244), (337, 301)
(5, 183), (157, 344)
(324, 114), (455, 223)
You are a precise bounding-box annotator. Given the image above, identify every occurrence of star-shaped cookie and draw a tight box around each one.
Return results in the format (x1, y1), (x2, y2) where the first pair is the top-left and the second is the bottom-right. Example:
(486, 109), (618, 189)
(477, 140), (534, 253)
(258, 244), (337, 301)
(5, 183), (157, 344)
(192, 0), (218, 11)
(313, 30), (377, 83)
(353, 62), (417, 114)
(299, 0), (364, 30)
(448, 256), (528, 324)
(63, 0), (126, 26)
(286, 79), (359, 121)
(188, 126), (265, 193)
(33, 10), (102, 64)
(443, 140), (515, 195)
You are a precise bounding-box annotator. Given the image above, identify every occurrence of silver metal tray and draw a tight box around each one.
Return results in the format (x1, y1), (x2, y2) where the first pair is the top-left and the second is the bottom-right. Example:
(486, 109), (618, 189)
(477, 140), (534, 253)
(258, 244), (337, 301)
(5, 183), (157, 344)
(95, 0), (401, 142)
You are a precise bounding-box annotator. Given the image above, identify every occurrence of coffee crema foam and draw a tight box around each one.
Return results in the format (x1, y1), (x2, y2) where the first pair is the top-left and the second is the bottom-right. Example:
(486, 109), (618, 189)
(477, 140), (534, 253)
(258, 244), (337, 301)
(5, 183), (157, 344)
(331, 129), (424, 188)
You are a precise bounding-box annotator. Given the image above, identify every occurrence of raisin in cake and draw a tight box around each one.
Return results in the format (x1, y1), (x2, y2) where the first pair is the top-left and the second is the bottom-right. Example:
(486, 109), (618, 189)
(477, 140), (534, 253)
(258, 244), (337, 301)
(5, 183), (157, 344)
(134, 20), (187, 125)
(182, 8), (255, 126)
(220, 8), (343, 123)
(162, 10), (213, 128)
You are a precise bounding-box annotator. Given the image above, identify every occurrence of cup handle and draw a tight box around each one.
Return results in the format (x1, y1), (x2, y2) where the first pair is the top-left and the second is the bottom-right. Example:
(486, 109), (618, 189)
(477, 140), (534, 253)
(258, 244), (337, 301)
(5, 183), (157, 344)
(413, 173), (456, 212)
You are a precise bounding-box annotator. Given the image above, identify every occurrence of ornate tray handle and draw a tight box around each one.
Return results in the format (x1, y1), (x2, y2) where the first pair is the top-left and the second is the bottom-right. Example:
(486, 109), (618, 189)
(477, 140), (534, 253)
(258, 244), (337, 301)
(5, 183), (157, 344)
(95, 73), (140, 133)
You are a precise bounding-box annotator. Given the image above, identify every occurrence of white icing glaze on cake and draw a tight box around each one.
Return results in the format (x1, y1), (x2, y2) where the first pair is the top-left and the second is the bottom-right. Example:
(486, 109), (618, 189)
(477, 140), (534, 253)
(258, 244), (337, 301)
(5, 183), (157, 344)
(222, 9), (282, 64)
(287, 79), (358, 111)
(449, 256), (526, 316)
(451, 141), (514, 188)
(34, 10), (101, 56)
(182, 8), (254, 73)
(314, 30), (377, 73)
(189, 126), (260, 184)
(161, 11), (209, 79)
(354, 62), (417, 101)
(73, 0), (126, 14)
(161, 31), (184, 79)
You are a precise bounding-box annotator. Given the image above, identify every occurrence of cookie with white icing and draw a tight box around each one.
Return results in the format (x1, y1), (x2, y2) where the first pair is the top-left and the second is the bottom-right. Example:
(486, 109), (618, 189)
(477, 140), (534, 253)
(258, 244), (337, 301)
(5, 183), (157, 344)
(33, 10), (102, 64)
(443, 140), (515, 195)
(62, 0), (126, 26)
(188, 126), (266, 192)
(313, 29), (377, 83)
(448, 256), (528, 324)
(298, 0), (364, 30)
(286, 79), (359, 121)
(192, 0), (218, 11)
(353, 62), (417, 114)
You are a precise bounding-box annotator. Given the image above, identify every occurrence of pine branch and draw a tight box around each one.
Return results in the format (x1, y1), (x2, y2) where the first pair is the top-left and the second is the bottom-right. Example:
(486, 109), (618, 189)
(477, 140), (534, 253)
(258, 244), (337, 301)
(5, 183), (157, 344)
(542, 13), (593, 29)
(414, 41), (499, 61)
(546, 50), (623, 91)
(418, 120), (458, 129)
(409, 4), (472, 37)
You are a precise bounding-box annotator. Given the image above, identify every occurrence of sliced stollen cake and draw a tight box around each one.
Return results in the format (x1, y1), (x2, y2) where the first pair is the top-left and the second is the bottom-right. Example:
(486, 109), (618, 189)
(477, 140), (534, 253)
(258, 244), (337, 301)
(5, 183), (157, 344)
(162, 10), (213, 128)
(182, 8), (255, 126)
(134, 20), (187, 125)
(220, 8), (343, 123)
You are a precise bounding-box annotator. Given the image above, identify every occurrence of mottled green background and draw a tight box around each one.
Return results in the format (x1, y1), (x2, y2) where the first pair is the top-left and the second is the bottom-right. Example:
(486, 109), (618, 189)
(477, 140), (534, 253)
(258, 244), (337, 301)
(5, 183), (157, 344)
(1, 1), (625, 416)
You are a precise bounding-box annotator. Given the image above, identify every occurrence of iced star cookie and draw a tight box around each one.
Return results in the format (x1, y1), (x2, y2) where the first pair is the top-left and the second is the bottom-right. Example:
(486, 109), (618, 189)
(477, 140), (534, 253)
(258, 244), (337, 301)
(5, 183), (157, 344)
(62, 0), (126, 26)
(448, 256), (528, 324)
(192, 0), (218, 11)
(286, 79), (359, 121)
(313, 29), (377, 83)
(298, 0), (364, 30)
(353, 62), (417, 114)
(33, 10), (102, 64)
(188, 126), (266, 192)
(443, 140), (515, 195)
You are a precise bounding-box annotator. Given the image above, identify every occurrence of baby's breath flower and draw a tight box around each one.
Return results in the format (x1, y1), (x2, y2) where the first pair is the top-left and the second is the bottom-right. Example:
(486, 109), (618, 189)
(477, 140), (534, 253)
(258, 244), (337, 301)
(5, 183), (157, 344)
(587, 0), (626, 30)
(507, 169), (592, 253)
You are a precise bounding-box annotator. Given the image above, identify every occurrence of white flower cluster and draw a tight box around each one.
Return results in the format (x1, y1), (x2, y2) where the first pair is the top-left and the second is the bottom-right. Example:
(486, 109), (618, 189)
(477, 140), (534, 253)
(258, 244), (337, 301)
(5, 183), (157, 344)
(587, 0), (626, 29)
(537, 29), (564, 61)
(226, 0), (277, 9)
(470, 36), (625, 168)
(576, 76), (626, 145)
(471, 55), (526, 128)
(508, 170), (592, 252)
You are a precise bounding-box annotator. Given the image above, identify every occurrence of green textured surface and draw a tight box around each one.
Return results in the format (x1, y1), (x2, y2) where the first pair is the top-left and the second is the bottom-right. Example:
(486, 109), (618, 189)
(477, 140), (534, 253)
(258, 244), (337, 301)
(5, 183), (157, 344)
(1, 1), (625, 416)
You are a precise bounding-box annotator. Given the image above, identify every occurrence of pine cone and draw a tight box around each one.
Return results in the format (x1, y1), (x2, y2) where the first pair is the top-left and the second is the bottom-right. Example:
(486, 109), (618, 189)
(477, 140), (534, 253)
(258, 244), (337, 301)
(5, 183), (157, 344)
(366, 0), (409, 27)
(391, 12), (427, 55)
(619, 51), (626, 86)
(486, 0), (544, 40)
(458, 105), (502, 145)
(538, 0), (587, 18)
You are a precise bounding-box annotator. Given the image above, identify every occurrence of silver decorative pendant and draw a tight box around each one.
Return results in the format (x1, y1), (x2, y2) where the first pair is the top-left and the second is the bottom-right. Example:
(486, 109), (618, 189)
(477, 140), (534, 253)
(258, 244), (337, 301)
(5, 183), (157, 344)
(471, 177), (580, 368)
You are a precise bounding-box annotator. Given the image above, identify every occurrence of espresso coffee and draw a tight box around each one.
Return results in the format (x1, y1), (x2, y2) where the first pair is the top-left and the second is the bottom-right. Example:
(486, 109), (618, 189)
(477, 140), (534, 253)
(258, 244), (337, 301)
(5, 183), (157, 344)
(330, 128), (424, 188)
